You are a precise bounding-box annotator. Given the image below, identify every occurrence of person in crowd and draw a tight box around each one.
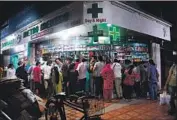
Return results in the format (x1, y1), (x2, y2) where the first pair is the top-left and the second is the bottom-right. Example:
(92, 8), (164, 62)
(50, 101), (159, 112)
(101, 59), (115, 101)
(121, 59), (132, 96)
(32, 61), (42, 96)
(28, 62), (36, 92)
(76, 58), (88, 92)
(148, 59), (159, 100)
(55, 58), (63, 72)
(133, 62), (141, 99)
(42, 60), (52, 98)
(16, 61), (28, 87)
(56, 71), (63, 94)
(122, 59), (132, 72)
(123, 65), (136, 102)
(74, 59), (80, 70)
(164, 62), (177, 116)
(89, 56), (97, 95)
(61, 57), (72, 96)
(111, 59), (123, 99)
(51, 61), (63, 95)
(6, 63), (16, 79)
(140, 61), (149, 98)
(93, 56), (105, 97)
(68, 63), (79, 94)
(0, 66), (3, 79)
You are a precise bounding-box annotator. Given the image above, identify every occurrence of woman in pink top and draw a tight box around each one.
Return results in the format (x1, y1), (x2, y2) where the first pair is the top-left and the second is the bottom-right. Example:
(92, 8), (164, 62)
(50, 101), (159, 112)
(123, 65), (136, 102)
(101, 59), (115, 101)
(33, 61), (42, 96)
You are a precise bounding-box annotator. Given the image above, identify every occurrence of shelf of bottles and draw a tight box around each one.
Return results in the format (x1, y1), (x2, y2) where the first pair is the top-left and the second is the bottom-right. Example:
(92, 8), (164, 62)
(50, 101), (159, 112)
(114, 43), (149, 62)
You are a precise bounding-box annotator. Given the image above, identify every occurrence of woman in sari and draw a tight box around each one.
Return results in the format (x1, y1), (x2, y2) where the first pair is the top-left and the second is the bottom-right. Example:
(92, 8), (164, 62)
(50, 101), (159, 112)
(101, 59), (115, 101)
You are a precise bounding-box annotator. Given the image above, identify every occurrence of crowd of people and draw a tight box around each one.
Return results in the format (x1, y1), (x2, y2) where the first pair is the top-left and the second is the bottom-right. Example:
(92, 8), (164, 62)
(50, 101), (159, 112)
(3, 56), (161, 103)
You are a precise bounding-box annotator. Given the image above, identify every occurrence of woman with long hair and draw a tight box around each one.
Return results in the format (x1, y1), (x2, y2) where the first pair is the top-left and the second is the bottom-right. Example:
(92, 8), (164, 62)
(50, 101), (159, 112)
(123, 65), (136, 102)
(68, 63), (79, 94)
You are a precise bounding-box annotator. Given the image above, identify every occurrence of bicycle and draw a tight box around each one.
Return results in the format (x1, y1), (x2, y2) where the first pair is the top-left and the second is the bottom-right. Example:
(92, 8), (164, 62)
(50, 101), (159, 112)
(45, 91), (104, 120)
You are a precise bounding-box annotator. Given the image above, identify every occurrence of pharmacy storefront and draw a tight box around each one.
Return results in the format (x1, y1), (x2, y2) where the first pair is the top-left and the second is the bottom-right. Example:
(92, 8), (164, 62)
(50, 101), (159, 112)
(1, 34), (28, 69)
(1, 1), (171, 88)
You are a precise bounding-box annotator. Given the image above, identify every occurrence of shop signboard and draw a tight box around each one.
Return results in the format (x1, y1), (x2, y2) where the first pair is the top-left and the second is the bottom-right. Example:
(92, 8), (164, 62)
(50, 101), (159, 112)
(84, 2), (107, 24)
(87, 23), (120, 45)
(127, 43), (149, 61)
(23, 2), (83, 42)
(97, 23), (120, 44)
(23, 12), (70, 39)
(31, 28), (53, 40)
(23, 26), (39, 38)
(40, 12), (70, 31)
(1, 4), (72, 39)
(1, 39), (15, 50)
(1, 33), (24, 51)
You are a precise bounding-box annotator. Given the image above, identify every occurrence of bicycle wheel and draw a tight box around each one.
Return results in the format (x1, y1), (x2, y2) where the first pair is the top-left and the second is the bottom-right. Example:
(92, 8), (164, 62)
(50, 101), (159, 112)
(45, 101), (60, 120)
(45, 100), (66, 120)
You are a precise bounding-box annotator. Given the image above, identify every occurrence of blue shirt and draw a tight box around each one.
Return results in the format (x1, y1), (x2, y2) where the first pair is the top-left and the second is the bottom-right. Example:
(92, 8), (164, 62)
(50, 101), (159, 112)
(148, 64), (158, 83)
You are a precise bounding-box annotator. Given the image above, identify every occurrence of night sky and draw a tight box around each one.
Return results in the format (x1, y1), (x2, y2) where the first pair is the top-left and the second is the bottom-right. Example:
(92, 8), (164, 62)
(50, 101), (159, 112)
(0, 1), (71, 27)
(0, 1), (177, 39)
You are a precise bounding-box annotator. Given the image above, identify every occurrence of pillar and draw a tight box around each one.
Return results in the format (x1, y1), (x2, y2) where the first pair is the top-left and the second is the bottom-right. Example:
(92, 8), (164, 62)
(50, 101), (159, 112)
(151, 43), (161, 89)
(28, 43), (36, 65)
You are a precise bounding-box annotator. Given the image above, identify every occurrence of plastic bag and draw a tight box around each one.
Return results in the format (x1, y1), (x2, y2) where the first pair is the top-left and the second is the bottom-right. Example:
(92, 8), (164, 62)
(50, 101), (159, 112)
(160, 93), (165, 105)
(165, 94), (171, 105)
(159, 91), (171, 105)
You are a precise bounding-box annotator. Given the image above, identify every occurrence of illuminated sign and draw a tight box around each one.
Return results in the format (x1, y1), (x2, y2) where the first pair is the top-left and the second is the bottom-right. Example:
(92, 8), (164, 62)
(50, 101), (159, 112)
(109, 26), (120, 42)
(23, 26), (39, 38)
(88, 23), (120, 45)
(2, 40), (14, 48)
(23, 12), (70, 38)
(31, 28), (53, 40)
(88, 25), (103, 42)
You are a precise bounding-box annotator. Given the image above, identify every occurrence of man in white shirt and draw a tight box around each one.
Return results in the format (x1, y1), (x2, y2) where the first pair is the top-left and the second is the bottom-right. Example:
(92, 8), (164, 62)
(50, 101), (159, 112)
(93, 56), (105, 97)
(42, 60), (52, 98)
(76, 58), (88, 92)
(111, 59), (122, 99)
(6, 64), (16, 79)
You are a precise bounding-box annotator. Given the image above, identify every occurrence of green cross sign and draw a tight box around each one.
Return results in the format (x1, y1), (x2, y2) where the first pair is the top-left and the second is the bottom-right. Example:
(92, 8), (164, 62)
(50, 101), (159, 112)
(109, 26), (120, 41)
(88, 25), (103, 42)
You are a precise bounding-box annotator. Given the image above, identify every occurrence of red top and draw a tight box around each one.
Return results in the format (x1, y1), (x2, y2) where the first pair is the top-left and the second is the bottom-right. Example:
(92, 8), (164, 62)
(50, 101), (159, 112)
(74, 62), (80, 70)
(33, 66), (41, 83)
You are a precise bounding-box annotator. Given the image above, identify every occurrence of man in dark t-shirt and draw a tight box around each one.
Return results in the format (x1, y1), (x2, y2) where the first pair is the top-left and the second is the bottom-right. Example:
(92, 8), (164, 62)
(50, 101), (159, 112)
(16, 61), (28, 87)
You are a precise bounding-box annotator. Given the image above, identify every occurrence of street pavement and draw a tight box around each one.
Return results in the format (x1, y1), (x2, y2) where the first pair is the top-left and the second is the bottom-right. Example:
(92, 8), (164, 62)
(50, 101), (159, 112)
(101, 99), (175, 120)
(40, 99), (175, 120)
